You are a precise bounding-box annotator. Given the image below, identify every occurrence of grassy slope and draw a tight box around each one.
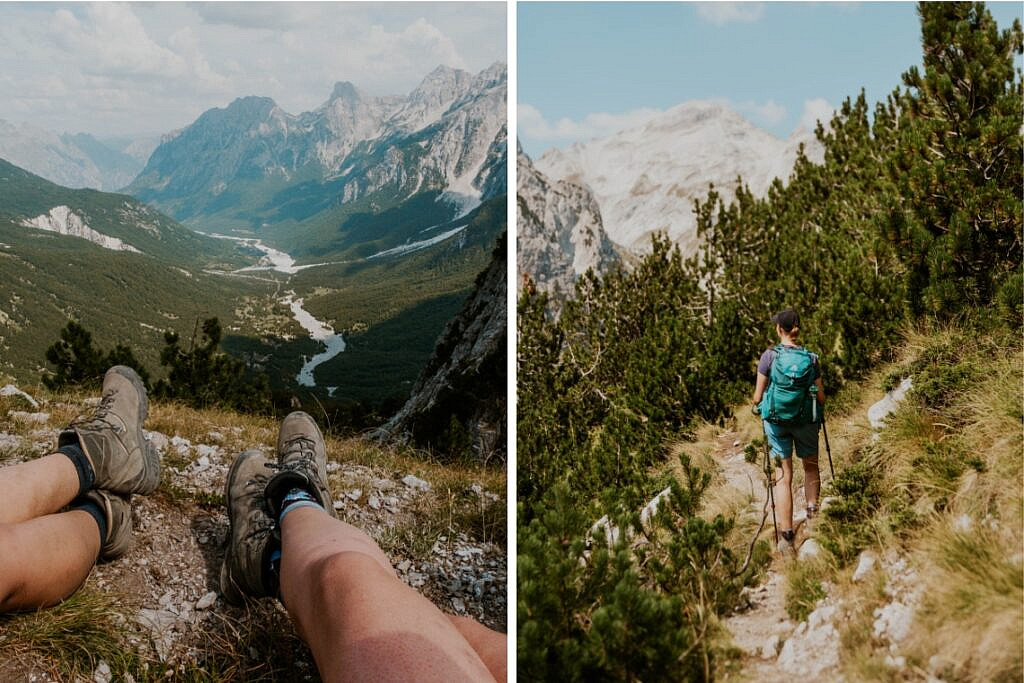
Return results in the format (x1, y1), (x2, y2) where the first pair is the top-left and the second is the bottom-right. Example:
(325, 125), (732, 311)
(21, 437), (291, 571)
(667, 320), (1022, 681)
(0, 219), (271, 384)
(0, 386), (506, 681)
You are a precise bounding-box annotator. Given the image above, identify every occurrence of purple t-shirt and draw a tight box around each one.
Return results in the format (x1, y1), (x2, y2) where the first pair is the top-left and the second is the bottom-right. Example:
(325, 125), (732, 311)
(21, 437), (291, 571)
(757, 345), (821, 380)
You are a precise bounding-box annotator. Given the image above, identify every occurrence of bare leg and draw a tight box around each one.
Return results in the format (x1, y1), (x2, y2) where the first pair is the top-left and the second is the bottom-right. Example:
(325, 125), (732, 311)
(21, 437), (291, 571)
(774, 457), (794, 532)
(448, 615), (507, 681)
(0, 510), (100, 611)
(802, 456), (820, 510)
(0, 454), (80, 524)
(279, 507), (505, 683)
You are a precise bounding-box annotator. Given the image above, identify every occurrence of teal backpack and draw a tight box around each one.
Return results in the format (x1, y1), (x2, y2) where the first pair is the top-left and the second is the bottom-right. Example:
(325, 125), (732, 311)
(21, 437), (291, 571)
(759, 345), (820, 424)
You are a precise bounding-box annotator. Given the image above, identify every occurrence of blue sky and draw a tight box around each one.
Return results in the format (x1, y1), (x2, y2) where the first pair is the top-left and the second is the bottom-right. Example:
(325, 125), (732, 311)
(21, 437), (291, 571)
(518, 2), (1023, 157)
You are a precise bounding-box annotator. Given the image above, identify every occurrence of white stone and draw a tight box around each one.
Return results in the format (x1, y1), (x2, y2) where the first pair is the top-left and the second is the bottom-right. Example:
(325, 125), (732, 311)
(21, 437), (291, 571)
(733, 439), (741, 447)
(884, 654), (907, 669)
(9, 411), (49, 423)
(346, 489), (362, 501)
(402, 474), (431, 491)
(798, 538), (822, 560)
(0, 432), (22, 452)
(873, 600), (915, 644)
(852, 551), (877, 582)
(145, 430), (169, 454)
(953, 514), (972, 532)
(451, 597), (466, 613)
(868, 377), (913, 429)
(0, 384), (38, 408)
(760, 634), (781, 659)
(206, 431), (225, 443)
(639, 486), (672, 527)
(171, 436), (191, 454)
(777, 603), (840, 676)
(93, 660), (112, 683)
(195, 591), (217, 610)
(368, 495), (381, 510)
(195, 445), (219, 460)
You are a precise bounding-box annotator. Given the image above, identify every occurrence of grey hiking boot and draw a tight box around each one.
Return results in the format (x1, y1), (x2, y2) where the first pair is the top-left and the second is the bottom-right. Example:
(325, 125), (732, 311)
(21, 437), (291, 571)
(74, 489), (134, 562)
(59, 366), (161, 496)
(777, 530), (797, 558)
(264, 411), (336, 520)
(220, 450), (278, 605)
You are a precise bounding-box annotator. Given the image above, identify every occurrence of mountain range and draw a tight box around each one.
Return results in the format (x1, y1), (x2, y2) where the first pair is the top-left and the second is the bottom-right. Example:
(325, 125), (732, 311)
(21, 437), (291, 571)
(0, 119), (157, 192)
(127, 62), (507, 259)
(533, 101), (824, 255)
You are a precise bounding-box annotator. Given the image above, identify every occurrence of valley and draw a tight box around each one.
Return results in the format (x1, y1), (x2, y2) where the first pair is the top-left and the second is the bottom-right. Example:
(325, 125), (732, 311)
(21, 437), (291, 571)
(0, 61), (507, 416)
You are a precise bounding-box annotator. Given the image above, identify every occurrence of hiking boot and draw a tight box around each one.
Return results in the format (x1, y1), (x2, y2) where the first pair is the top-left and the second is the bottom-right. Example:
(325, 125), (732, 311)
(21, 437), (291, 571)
(58, 366), (161, 496)
(220, 450), (278, 605)
(777, 530), (797, 558)
(74, 489), (134, 562)
(264, 411), (336, 519)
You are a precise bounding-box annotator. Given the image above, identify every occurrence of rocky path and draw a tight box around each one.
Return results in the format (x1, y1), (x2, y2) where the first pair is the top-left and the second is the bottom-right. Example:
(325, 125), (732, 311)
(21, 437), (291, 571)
(710, 430), (843, 682)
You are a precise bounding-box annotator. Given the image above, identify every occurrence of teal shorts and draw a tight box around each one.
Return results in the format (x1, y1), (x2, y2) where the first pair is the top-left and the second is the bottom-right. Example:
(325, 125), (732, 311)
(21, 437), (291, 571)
(764, 420), (820, 461)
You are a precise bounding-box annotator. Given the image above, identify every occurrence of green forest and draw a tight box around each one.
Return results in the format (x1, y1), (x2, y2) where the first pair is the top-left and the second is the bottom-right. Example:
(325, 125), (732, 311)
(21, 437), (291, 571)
(517, 3), (1022, 678)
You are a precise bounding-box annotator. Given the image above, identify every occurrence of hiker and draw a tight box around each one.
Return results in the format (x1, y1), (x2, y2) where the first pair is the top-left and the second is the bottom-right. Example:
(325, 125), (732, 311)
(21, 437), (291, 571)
(0, 366), (161, 611)
(221, 411), (507, 682)
(752, 309), (825, 555)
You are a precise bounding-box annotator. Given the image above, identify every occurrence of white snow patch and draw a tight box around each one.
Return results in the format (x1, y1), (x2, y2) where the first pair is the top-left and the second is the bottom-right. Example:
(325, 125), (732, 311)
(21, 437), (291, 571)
(367, 225), (467, 260)
(21, 206), (141, 253)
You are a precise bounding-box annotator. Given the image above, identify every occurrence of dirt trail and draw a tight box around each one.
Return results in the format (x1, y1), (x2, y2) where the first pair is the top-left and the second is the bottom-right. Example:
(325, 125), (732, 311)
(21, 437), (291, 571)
(709, 430), (828, 682)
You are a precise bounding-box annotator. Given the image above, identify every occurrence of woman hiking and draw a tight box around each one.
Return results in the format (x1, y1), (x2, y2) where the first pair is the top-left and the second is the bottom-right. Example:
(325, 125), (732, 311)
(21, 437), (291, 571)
(752, 309), (825, 555)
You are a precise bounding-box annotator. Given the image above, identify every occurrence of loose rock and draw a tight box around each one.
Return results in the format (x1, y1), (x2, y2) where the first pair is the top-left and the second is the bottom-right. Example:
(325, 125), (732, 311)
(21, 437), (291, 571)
(852, 551), (877, 582)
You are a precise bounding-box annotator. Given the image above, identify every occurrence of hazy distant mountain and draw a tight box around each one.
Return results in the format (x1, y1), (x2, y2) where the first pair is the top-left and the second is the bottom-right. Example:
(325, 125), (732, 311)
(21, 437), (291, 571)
(127, 63), (507, 235)
(517, 147), (619, 300)
(0, 120), (153, 191)
(535, 101), (824, 255)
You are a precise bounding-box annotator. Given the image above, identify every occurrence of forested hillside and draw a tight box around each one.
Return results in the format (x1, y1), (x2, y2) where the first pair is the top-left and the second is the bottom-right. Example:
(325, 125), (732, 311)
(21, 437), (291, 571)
(517, 3), (1022, 678)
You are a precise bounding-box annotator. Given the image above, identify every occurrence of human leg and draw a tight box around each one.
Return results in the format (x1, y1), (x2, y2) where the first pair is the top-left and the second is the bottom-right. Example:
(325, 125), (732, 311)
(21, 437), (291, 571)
(0, 491), (133, 612)
(0, 454), (81, 524)
(279, 507), (500, 683)
(220, 412), (506, 682)
(0, 366), (158, 612)
(793, 422), (821, 515)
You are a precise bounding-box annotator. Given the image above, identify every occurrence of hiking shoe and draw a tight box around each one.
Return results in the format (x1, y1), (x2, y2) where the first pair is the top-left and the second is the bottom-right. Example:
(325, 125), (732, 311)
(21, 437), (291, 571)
(264, 411), (336, 519)
(777, 530), (797, 558)
(74, 489), (134, 562)
(58, 366), (161, 496)
(220, 450), (278, 605)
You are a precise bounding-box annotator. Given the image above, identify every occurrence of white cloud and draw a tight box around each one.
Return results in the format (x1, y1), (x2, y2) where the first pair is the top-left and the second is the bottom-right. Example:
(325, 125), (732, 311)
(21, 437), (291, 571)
(734, 99), (787, 126)
(519, 103), (663, 141)
(695, 2), (765, 25)
(0, 2), (504, 137)
(799, 98), (836, 130)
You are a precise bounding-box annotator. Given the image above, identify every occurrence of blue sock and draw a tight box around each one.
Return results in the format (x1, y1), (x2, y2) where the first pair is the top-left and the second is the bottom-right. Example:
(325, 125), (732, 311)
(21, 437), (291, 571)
(58, 443), (94, 496)
(278, 487), (323, 524)
(72, 497), (107, 545)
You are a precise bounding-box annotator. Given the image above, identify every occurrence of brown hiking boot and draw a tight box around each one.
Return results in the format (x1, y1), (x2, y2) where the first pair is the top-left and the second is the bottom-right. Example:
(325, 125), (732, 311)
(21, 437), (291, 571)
(75, 489), (134, 562)
(264, 411), (336, 519)
(58, 366), (161, 496)
(220, 450), (278, 605)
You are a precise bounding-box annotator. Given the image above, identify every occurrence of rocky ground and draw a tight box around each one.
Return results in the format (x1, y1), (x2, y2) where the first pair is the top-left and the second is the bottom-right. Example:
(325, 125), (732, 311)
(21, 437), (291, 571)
(0, 386), (506, 682)
(715, 380), (929, 681)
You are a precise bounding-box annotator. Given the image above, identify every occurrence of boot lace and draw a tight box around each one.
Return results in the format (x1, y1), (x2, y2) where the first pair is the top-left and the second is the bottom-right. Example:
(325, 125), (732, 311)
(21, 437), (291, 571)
(69, 391), (119, 431)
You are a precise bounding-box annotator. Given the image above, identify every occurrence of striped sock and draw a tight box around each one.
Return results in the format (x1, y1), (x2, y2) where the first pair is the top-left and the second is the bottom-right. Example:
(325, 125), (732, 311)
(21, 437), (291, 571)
(278, 487), (323, 524)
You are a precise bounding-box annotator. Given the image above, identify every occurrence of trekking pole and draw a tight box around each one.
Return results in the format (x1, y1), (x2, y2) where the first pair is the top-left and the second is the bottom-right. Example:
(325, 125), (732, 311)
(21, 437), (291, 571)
(761, 418), (778, 544)
(822, 413), (835, 480)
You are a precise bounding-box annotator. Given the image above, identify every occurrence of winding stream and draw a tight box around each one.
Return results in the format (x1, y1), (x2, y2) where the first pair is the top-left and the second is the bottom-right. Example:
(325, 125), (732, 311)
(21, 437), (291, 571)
(206, 233), (346, 388)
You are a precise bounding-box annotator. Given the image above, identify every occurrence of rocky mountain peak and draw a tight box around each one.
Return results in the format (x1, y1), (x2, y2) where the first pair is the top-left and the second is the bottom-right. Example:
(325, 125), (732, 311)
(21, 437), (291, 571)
(328, 81), (362, 103)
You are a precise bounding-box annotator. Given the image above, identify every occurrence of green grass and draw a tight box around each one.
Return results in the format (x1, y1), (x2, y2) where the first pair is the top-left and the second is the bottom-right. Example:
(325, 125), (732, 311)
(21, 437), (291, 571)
(0, 590), (144, 680)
